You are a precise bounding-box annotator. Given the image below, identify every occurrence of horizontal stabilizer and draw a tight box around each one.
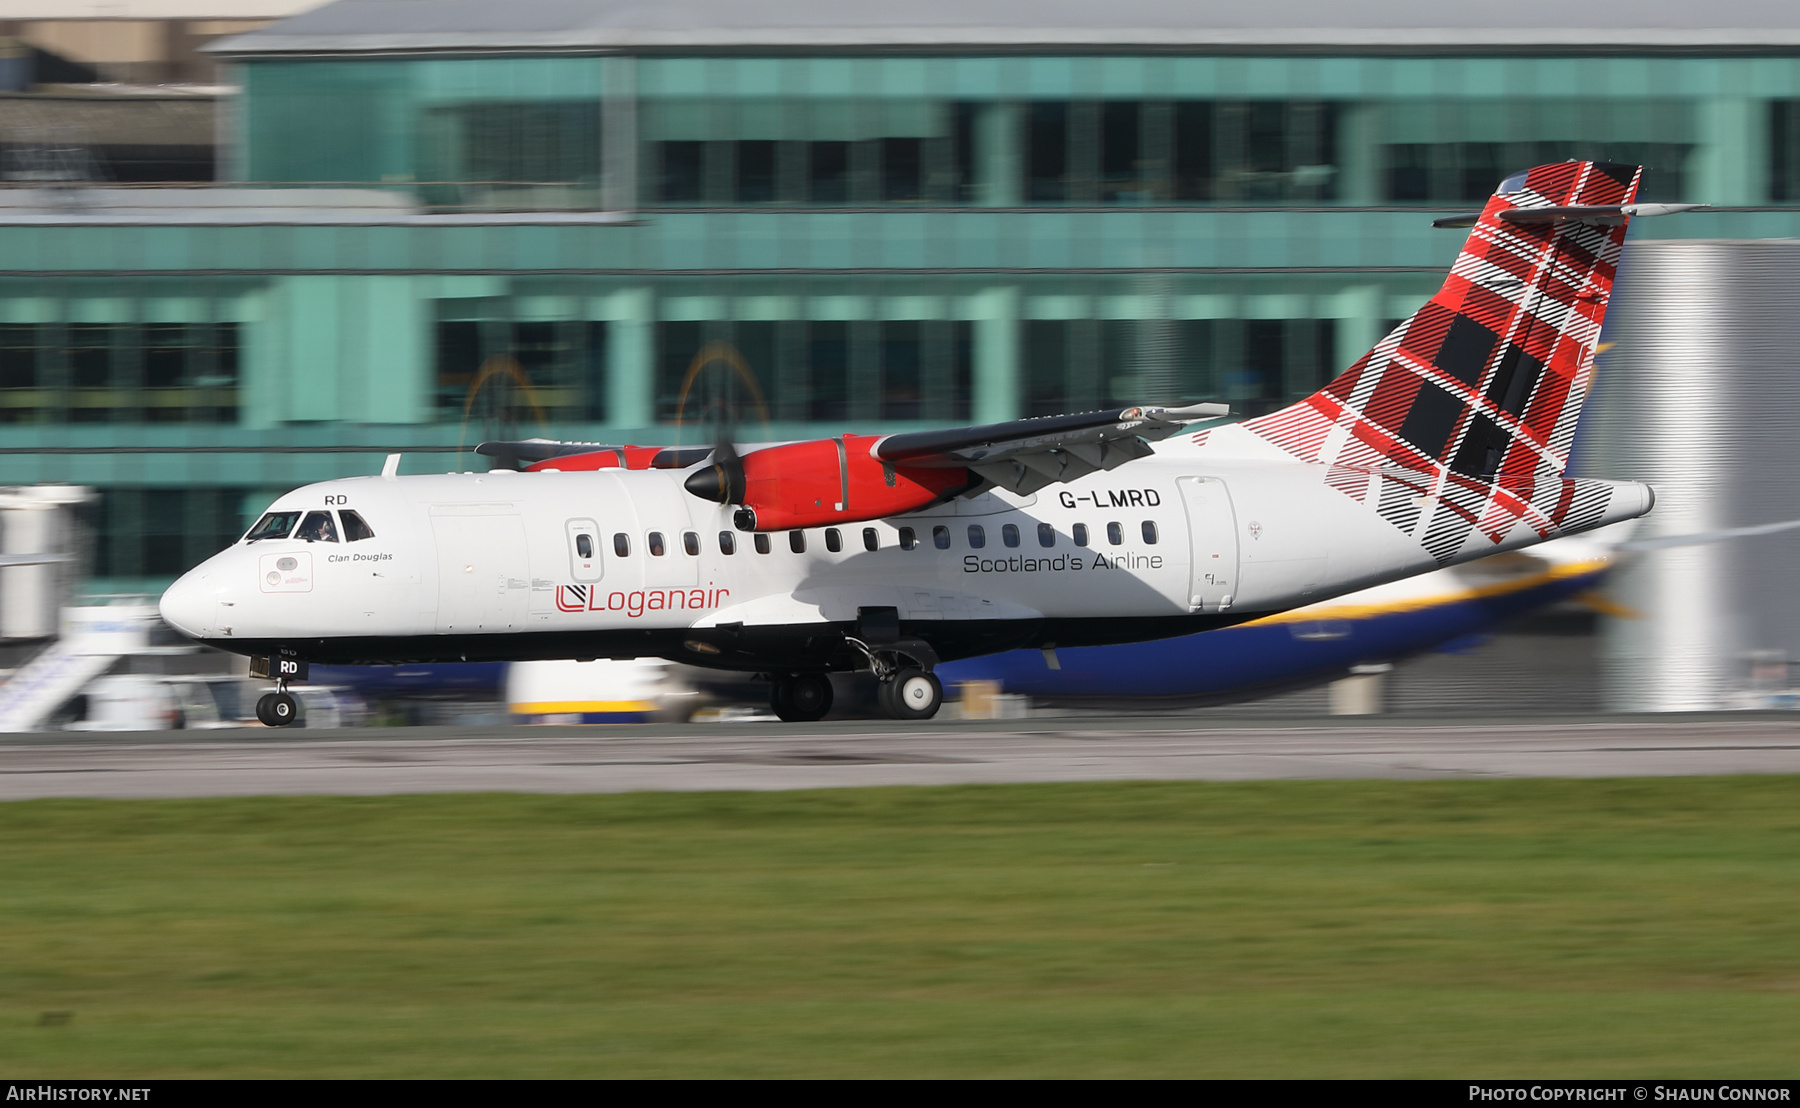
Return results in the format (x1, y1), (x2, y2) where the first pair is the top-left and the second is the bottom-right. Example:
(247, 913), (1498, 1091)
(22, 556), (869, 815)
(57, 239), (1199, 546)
(1434, 201), (1708, 229)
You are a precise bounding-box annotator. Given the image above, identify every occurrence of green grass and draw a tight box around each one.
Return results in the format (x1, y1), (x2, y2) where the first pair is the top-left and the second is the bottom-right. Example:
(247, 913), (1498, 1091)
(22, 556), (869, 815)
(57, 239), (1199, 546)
(1, 778), (1799, 1077)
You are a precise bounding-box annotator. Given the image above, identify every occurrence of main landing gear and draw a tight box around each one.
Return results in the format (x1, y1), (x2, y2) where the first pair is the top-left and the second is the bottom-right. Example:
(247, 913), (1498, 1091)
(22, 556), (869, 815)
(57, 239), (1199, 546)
(877, 667), (943, 721)
(770, 672), (834, 723)
(256, 685), (298, 727)
(846, 628), (945, 721)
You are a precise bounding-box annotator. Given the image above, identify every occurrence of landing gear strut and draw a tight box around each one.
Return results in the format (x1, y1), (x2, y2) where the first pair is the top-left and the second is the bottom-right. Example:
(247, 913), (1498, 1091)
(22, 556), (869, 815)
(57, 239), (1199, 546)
(770, 672), (834, 723)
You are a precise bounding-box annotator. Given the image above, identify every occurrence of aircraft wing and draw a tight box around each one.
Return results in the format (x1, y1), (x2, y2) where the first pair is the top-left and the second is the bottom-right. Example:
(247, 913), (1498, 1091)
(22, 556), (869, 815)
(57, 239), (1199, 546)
(875, 403), (1228, 495)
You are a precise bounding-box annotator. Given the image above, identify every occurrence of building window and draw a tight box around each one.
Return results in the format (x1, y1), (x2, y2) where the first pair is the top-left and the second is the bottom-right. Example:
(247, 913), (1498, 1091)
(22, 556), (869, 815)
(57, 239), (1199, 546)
(418, 101), (602, 210)
(1774, 103), (1800, 201)
(736, 140), (777, 203)
(88, 487), (247, 579)
(657, 318), (970, 427)
(0, 320), (238, 425)
(1026, 102), (1068, 203)
(659, 141), (704, 203)
(1386, 140), (1691, 203)
(436, 319), (607, 424)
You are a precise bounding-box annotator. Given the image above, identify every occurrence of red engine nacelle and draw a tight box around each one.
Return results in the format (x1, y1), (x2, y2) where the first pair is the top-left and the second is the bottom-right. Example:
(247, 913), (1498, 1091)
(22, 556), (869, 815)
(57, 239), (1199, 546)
(525, 445), (713, 472)
(685, 434), (971, 530)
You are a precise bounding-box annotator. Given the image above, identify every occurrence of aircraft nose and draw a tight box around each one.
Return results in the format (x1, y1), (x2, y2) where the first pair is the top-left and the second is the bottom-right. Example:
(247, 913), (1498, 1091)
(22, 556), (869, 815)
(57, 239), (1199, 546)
(159, 566), (215, 638)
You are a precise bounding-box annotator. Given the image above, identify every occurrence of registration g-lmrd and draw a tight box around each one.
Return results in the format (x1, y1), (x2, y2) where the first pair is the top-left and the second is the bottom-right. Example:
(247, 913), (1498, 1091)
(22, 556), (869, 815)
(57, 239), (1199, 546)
(1058, 488), (1162, 509)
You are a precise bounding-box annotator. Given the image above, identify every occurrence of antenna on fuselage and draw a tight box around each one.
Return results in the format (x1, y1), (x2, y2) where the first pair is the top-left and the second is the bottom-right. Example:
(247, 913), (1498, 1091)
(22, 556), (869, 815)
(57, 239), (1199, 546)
(381, 454), (401, 478)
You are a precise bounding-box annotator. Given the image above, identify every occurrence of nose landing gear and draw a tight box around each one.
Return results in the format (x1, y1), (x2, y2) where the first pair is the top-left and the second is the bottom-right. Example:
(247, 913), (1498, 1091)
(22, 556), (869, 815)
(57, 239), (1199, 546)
(255, 689), (298, 727)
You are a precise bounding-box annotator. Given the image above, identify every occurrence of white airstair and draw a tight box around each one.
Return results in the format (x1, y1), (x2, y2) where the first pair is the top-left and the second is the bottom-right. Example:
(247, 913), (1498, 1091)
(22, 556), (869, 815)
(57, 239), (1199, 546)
(0, 605), (155, 733)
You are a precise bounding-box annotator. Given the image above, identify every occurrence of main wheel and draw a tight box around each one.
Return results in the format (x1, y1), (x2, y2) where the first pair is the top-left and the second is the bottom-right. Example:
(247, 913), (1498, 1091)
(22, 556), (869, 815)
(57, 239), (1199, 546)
(884, 668), (942, 721)
(771, 673), (833, 723)
(257, 691), (298, 727)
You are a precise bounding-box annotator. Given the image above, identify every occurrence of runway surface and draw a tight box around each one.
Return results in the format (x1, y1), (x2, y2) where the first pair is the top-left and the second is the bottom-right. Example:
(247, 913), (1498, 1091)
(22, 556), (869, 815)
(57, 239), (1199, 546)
(2, 715), (1799, 799)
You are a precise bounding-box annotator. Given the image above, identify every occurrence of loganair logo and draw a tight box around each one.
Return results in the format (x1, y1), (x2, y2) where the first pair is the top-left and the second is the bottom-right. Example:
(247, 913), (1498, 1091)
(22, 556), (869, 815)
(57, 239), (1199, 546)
(556, 584), (730, 618)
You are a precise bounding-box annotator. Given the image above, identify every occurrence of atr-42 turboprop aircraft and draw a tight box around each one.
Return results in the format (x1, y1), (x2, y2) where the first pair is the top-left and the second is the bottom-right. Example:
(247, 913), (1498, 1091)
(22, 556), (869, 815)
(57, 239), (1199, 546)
(161, 160), (1683, 726)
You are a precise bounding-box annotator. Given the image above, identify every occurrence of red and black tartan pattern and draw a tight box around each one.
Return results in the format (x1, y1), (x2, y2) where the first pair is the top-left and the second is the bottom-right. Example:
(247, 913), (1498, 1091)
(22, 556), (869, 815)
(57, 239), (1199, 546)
(1233, 160), (1640, 563)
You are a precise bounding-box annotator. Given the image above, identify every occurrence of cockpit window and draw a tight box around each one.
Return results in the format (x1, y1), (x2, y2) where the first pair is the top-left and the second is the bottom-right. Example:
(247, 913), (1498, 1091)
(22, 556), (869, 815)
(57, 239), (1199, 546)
(340, 510), (376, 542)
(295, 510), (339, 543)
(1498, 170), (1530, 194)
(245, 511), (301, 542)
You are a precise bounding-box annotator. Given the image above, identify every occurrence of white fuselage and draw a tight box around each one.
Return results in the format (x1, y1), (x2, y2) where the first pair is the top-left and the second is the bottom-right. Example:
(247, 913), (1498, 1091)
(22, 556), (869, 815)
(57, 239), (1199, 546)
(158, 449), (1652, 670)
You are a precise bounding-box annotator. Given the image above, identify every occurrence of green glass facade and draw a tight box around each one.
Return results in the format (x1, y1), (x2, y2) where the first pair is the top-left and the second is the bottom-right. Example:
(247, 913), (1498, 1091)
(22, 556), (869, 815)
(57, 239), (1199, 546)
(9, 50), (1800, 592)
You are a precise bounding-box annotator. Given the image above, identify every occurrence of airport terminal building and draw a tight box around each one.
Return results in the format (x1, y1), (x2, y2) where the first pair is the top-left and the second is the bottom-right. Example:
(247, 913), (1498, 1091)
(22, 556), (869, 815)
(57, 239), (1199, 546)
(6, 0), (1800, 592)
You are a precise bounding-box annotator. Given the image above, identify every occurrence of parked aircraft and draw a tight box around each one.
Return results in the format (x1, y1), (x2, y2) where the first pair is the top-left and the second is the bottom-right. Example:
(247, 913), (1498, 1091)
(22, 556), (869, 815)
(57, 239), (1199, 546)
(161, 161), (1679, 726)
(937, 534), (1614, 705)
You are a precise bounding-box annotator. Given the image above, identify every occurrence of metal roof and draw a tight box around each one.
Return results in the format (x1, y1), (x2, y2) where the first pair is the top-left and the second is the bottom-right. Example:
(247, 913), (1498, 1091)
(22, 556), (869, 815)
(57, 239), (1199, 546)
(209, 0), (1800, 56)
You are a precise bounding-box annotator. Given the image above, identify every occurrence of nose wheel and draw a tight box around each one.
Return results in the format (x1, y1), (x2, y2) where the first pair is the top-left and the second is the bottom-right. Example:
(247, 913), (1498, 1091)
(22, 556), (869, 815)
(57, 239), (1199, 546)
(877, 668), (943, 721)
(770, 673), (833, 723)
(256, 690), (298, 728)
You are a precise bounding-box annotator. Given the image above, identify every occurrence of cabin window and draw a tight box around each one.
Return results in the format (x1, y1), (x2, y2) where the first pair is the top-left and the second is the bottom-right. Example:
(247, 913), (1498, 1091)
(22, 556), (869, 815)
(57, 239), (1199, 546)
(683, 531), (700, 556)
(863, 527), (879, 552)
(899, 527), (916, 550)
(340, 510), (376, 542)
(245, 511), (300, 542)
(718, 531), (736, 554)
(967, 524), (986, 549)
(1037, 522), (1055, 548)
(825, 528), (842, 553)
(1072, 523), (1089, 547)
(1107, 522), (1123, 545)
(1142, 521), (1159, 545)
(789, 530), (806, 554)
(647, 531), (666, 556)
(754, 533), (772, 554)
(1002, 523), (1020, 548)
(614, 533), (630, 557)
(933, 525), (951, 550)
(575, 533), (593, 559)
(295, 511), (339, 543)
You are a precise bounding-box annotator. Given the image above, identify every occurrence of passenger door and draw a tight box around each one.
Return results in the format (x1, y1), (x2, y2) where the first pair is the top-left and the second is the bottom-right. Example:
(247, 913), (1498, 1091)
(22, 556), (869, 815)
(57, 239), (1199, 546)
(1178, 476), (1239, 613)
